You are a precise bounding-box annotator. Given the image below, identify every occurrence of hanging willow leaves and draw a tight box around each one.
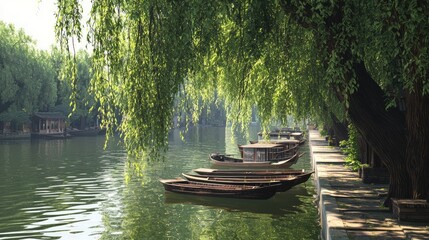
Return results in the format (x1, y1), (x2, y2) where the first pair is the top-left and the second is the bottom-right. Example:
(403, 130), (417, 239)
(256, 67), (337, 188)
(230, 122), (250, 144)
(56, 0), (429, 196)
(55, 0), (318, 160)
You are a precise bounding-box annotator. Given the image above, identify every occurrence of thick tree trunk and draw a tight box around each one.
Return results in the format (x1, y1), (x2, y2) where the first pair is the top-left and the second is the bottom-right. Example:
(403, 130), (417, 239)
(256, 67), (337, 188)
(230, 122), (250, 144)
(330, 113), (348, 143)
(280, 0), (420, 205)
(348, 62), (412, 206)
(405, 83), (429, 200)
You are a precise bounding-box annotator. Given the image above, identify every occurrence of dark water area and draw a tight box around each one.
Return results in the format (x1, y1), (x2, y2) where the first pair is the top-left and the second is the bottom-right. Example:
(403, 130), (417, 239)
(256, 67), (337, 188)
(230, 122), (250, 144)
(0, 126), (319, 239)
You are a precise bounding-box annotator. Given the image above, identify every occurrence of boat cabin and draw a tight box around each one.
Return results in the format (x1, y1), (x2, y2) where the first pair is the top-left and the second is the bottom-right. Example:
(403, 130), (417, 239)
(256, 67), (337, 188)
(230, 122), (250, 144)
(258, 139), (299, 150)
(290, 132), (303, 140)
(32, 112), (66, 137)
(239, 143), (285, 162)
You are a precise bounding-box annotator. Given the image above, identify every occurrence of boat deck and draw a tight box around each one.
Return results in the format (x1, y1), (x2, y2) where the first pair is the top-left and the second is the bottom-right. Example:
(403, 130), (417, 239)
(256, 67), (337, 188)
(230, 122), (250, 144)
(161, 179), (260, 190)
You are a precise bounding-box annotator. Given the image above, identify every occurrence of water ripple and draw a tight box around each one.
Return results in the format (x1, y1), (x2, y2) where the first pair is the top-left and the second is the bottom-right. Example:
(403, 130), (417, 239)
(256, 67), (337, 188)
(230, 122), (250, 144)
(0, 128), (319, 239)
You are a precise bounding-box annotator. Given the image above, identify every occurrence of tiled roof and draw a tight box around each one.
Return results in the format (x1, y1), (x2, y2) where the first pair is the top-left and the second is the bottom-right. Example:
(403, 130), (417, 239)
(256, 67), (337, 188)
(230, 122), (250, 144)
(33, 112), (65, 119)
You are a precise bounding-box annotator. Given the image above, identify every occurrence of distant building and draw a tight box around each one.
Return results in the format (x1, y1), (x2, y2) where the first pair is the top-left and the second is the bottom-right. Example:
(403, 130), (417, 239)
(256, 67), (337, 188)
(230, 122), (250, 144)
(31, 112), (67, 138)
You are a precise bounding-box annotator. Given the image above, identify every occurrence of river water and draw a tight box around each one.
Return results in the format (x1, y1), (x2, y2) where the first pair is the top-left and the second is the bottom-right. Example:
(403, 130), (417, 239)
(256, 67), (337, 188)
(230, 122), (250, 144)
(0, 126), (319, 239)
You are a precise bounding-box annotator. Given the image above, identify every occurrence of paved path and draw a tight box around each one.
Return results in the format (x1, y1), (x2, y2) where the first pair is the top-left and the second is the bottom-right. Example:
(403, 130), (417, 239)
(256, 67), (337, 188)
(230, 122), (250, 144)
(309, 130), (429, 240)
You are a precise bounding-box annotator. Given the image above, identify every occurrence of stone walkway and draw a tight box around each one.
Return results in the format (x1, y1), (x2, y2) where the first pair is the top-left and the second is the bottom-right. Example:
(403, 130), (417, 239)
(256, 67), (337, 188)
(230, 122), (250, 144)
(309, 130), (429, 240)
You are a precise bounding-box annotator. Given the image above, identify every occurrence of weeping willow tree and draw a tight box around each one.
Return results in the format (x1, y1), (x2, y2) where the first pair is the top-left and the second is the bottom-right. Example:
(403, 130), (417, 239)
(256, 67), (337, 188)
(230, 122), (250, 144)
(56, 0), (429, 204)
(55, 0), (318, 155)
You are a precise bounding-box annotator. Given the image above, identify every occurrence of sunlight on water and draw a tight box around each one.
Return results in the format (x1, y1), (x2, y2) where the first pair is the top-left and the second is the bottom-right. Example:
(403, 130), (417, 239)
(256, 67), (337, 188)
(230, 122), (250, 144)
(0, 126), (319, 239)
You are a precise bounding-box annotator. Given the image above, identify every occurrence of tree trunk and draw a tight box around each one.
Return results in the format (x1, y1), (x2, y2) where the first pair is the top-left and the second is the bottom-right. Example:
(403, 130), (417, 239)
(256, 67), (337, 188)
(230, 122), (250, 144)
(279, 0), (419, 205)
(348, 62), (412, 206)
(405, 83), (429, 200)
(330, 113), (348, 143)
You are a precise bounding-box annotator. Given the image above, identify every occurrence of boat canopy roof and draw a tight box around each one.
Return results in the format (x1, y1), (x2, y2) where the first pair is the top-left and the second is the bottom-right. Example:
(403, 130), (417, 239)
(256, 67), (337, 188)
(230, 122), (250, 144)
(259, 139), (299, 144)
(240, 143), (283, 149)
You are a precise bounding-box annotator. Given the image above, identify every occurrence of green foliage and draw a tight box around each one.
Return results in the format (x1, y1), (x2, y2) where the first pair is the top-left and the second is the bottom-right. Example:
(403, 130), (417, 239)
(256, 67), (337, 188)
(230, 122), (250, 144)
(0, 21), (96, 131)
(54, 0), (429, 161)
(319, 128), (328, 137)
(52, 47), (99, 128)
(0, 21), (57, 114)
(56, 1), (328, 159)
(350, 1), (429, 102)
(339, 124), (362, 171)
(0, 110), (30, 124)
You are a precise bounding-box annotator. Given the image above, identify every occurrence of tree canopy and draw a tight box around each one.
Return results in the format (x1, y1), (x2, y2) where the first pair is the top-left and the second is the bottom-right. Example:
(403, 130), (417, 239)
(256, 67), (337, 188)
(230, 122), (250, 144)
(0, 21), (57, 116)
(0, 21), (97, 130)
(56, 0), (429, 202)
(56, 1), (326, 157)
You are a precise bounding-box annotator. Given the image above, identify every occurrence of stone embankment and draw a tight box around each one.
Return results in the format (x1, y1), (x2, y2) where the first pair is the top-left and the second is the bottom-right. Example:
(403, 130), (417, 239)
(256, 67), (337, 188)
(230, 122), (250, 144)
(309, 130), (429, 239)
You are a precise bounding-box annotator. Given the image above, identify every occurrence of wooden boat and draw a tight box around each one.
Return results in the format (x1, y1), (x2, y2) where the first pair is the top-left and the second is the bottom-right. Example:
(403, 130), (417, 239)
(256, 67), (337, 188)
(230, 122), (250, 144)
(181, 173), (298, 192)
(164, 183), (310, 215)
(290, 132), (306, 145)
(258, 128), (301, 136)
(257, 131), (293, 138)
(160, 178), (279, 199)
(257, 130), (306, 145)
(249, 139), (300, 150)
(210, 144), (303, 168)
(184, 170), (314, 190)
(193, 168), (310, 177)
(210, 151), (300, 168)
(31, 132), (71, 139)
(290, 171), (313, 185)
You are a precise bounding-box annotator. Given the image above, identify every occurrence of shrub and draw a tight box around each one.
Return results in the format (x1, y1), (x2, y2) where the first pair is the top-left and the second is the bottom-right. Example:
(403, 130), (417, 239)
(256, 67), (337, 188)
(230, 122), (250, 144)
(339, 124), (363, 171)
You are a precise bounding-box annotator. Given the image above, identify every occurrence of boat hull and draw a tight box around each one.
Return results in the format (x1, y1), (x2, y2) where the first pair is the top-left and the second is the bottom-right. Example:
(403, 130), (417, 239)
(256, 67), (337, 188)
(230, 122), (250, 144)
(182, 173), (298, 192)
(31, 132), (71, 139)
(160, 179), (278, 199)
(194, 168), (306, 176)
(183, 171), (313, 191)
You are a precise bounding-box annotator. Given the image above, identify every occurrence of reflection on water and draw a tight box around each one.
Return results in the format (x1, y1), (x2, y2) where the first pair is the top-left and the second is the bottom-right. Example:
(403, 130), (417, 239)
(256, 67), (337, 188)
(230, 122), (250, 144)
(163, 184), (312, 215)
(0, 126), (319, 239)
(0, 137), (124, 239)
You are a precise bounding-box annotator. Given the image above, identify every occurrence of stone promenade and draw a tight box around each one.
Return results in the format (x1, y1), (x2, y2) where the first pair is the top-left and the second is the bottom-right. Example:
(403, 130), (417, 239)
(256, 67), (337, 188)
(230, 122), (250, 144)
(309, 130), (429, 240)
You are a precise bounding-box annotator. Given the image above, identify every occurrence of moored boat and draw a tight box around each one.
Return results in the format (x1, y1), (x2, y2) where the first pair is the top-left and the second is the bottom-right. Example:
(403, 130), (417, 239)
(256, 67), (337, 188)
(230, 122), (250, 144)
(290, 132), (306, 145)
(211, 142), (301, 168)
(258, 128), (301, 136)
(210, 151), (300, 168)
(193, 168), (307, 176)
(257, 129), (306, 145)
(181, 173), (298, 192)
(31, 132), (71, 139)
(290, 171), (313, 185)
(159, 178), (279, 199)
(249, 139), (300, 150)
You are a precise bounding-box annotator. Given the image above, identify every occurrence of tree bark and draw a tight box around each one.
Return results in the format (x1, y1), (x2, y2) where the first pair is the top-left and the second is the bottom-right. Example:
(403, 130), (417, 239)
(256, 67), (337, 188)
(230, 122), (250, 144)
(348, 62), (412, 206)
(405, 82), (429, 200)
(330, 113), (348, 143)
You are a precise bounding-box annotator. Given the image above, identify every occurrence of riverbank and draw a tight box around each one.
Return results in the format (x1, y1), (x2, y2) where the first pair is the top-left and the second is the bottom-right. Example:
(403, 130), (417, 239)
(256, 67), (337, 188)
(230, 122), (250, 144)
(309, 130), (429, 239)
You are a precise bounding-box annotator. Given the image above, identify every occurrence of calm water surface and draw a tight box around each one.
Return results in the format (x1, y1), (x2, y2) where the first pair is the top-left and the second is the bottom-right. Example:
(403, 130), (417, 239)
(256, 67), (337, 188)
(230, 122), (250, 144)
(0, 126), (319, 239)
